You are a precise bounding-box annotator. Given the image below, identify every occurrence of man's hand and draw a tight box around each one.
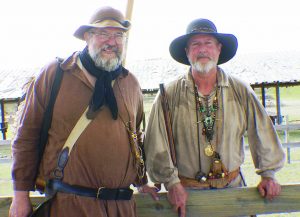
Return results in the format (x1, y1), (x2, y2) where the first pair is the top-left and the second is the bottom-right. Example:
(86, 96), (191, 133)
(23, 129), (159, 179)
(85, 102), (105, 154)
(9, 191), (32, 217)
(137, 184), (159, 201)
(167, 182), (188, 217)
(257, 177), (281, 200)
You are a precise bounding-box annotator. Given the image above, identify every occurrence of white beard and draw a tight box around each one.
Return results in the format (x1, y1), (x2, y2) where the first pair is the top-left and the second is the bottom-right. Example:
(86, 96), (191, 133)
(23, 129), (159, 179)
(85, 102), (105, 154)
(191, 60), (217, 75)
(89, 45), (123, 72)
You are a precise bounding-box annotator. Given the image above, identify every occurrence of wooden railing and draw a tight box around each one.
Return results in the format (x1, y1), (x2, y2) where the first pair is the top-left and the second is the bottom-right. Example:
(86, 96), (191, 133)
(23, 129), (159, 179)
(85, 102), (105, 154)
(274, 120), (300, 164)
(1, 184), (300, 217)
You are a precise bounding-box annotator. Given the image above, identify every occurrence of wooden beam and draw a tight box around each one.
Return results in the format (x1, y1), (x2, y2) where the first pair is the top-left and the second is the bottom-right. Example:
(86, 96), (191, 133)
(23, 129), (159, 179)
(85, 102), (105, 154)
(276, 82), (282, 124)
(251, 80), (300, 88)
(125, 0), (134, 21)
(275, 123), (300, 131)
(261, 82), (266, 107)
(0, 140), (11, 145)
(0, 99), (6, 140)
(1, 185), (300, 217)
(122, 0), (135, 66)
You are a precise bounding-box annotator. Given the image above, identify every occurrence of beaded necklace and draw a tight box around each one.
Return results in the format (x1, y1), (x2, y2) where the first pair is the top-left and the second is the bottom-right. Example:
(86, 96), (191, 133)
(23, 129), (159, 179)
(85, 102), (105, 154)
(192, 75), (231, 187)
(193, 83), (218, 157)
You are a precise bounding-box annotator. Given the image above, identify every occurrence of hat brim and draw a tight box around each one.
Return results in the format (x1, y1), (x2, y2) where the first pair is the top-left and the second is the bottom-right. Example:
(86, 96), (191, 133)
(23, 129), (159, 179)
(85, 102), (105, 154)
(169, 32), (238, 65)
(74, 20), (130, 40)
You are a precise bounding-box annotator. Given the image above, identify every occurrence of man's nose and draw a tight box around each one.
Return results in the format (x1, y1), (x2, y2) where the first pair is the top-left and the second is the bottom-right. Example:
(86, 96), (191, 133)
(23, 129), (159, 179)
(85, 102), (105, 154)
(106, 37), (118, 45)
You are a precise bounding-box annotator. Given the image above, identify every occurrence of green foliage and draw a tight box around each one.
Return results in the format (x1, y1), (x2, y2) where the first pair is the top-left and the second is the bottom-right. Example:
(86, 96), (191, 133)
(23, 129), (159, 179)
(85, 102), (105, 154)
(261, 86), (300, 122)
(0, 163), (12, 196)
(277, 86), (300, 100)
(0, 145), (11, 158)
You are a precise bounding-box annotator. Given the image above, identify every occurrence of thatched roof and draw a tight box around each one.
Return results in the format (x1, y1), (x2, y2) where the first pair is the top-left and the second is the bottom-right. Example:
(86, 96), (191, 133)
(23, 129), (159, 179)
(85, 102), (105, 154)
(127, 50), (300, 90)
(0, 67), (39, 100)
(1, 51), (300, 100)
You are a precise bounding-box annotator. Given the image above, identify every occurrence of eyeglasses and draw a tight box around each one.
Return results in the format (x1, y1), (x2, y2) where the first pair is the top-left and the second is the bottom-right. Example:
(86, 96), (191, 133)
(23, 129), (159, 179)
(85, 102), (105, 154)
(89, 31), (126, 44)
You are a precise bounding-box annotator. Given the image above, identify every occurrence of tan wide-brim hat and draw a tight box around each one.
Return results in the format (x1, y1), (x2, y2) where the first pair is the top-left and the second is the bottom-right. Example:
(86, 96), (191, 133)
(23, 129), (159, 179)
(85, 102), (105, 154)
(74, 6), (131, 40)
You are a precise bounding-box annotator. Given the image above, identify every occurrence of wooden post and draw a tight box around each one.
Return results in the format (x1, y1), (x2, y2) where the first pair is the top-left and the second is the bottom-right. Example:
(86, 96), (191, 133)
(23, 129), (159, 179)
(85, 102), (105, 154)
(122, 0), (134, 66)
(285, 115), (291, 164)
(276, 82), (282, 124)
(261, 82), (266, 107)
(0, 99), (6, 140)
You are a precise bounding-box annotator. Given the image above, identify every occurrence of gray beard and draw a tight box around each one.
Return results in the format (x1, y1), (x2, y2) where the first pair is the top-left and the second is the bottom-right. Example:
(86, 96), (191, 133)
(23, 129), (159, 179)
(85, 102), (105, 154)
(191, 60), (217, 75)
(89, 46), (122, 72)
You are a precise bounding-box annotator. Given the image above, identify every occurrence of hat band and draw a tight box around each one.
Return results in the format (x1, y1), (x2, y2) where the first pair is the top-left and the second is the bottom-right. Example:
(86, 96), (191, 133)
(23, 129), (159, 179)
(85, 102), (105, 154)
(92, 17), (129, 28)
(190, 27), (216, 34)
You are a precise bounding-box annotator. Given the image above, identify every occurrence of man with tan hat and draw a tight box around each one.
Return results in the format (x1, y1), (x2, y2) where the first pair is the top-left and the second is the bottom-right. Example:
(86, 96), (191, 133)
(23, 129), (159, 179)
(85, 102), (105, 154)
(9, 6), (156, 217)
(144, 18), (285, 217)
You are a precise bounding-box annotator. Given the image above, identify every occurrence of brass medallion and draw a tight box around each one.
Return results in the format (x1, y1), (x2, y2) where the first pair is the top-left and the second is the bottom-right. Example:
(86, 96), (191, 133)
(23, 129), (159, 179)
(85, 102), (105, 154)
(204, 145), (214, 157)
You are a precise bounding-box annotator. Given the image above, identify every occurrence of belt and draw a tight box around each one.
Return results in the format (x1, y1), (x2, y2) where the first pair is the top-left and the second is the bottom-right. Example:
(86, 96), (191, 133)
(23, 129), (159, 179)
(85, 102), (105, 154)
(226, 168), (240, 183)
(179, 176), (210, 189)
(179, 168), (240, 189)
(47, 179), (133, 200)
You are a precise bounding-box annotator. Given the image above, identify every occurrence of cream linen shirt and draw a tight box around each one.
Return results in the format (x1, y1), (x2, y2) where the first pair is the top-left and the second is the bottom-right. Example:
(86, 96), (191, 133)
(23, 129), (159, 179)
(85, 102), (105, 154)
(144, 68), (285, 189)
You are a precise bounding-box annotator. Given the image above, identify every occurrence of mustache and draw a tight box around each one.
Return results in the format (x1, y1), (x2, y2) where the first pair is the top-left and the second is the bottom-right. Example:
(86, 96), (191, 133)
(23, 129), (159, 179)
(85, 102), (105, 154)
(196, 53), (211, 60)
(100, 44), (119, 53)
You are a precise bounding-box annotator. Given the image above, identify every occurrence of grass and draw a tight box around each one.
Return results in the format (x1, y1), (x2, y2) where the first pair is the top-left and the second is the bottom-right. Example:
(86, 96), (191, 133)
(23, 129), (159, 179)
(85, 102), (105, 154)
(261, 86), (300, 122)
(0, 163), (12, 196)
(0, 145), (11, 158)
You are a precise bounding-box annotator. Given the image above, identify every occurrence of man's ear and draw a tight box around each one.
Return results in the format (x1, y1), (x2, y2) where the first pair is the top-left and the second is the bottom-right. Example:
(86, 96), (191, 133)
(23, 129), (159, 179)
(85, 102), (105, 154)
(185, 47), (189, 57)
(83, 32), (90, 42)
(218, 43), (222, 52)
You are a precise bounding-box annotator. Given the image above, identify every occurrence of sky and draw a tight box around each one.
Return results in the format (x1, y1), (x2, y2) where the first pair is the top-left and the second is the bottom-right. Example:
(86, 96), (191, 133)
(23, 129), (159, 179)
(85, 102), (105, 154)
(1, 0), (300, 68)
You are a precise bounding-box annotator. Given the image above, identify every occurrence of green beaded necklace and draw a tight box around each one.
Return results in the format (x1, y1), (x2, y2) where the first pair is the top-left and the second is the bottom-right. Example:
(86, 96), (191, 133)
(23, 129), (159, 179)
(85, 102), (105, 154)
(194, 85), (218, 157)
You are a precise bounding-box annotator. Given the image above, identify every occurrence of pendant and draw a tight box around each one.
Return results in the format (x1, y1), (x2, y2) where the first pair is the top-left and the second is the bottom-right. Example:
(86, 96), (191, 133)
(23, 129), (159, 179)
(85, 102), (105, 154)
(204, 145), (214, 156)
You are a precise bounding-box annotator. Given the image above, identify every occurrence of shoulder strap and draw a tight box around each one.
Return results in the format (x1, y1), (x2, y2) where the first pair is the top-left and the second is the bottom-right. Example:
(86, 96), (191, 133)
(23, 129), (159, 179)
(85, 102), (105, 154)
(52, 107), (91, 179)
(37, 58), (64, 165)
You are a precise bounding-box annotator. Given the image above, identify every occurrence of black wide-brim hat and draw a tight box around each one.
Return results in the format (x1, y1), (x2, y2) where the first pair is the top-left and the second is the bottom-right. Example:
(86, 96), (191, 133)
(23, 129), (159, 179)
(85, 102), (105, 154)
(169, 18), (238, 65)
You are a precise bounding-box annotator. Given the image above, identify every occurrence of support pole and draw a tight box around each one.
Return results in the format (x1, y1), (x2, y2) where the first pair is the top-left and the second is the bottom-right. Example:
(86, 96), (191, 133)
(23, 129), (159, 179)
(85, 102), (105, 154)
(0, 99), (6, 140)
(261, 82), (266, 107)
(123, 0), (135, 65)
(276, 82), (282, 124)
(285, 116), (291, 164)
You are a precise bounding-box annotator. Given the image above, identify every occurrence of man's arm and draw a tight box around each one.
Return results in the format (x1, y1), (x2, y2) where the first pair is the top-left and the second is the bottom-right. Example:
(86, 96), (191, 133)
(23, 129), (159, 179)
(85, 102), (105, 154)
(144, 92), (180, 187)
(245, 88), (285, 199)
(9, 191), (32, 217)
(135, 87), (159, 200)
(167, 183), (188, 217)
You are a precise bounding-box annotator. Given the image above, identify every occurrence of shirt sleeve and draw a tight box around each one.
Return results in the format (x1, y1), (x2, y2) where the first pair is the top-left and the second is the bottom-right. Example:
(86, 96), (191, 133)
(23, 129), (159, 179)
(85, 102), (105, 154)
(11, 61), (57, 191)
(246, 88), (285, 179)
(144, 92), (180, 189)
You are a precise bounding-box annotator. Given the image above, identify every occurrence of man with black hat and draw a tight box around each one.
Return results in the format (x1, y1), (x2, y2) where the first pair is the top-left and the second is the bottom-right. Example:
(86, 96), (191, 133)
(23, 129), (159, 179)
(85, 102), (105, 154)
(144, 18), (285, 217)
(9, 6), (156, 217)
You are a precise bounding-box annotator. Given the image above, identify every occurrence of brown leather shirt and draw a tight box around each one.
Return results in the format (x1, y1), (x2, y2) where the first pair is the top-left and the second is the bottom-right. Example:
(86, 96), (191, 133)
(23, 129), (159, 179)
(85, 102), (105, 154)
(12, 52), (144, 217)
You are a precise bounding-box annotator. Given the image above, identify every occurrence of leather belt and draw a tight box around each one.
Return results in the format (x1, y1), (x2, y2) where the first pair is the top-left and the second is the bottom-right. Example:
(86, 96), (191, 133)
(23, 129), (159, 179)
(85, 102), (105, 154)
(47, 179), (133, 200)
(226, 168), (240, 183)
(179, 176), (210, 189)
(179, 168), (240, 188)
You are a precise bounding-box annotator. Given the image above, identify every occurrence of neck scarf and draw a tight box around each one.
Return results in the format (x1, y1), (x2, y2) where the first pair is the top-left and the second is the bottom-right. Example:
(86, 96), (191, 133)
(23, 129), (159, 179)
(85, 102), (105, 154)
(79, 46), (123, 120)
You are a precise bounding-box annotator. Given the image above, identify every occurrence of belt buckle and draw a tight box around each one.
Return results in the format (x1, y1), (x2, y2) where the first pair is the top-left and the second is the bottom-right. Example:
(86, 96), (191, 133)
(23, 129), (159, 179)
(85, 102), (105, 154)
(96, 187), (104, 199)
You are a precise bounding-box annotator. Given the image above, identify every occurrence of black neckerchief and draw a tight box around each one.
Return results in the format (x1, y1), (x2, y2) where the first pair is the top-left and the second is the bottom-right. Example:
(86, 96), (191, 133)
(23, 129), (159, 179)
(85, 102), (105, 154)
(79, 46), (123, 120)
